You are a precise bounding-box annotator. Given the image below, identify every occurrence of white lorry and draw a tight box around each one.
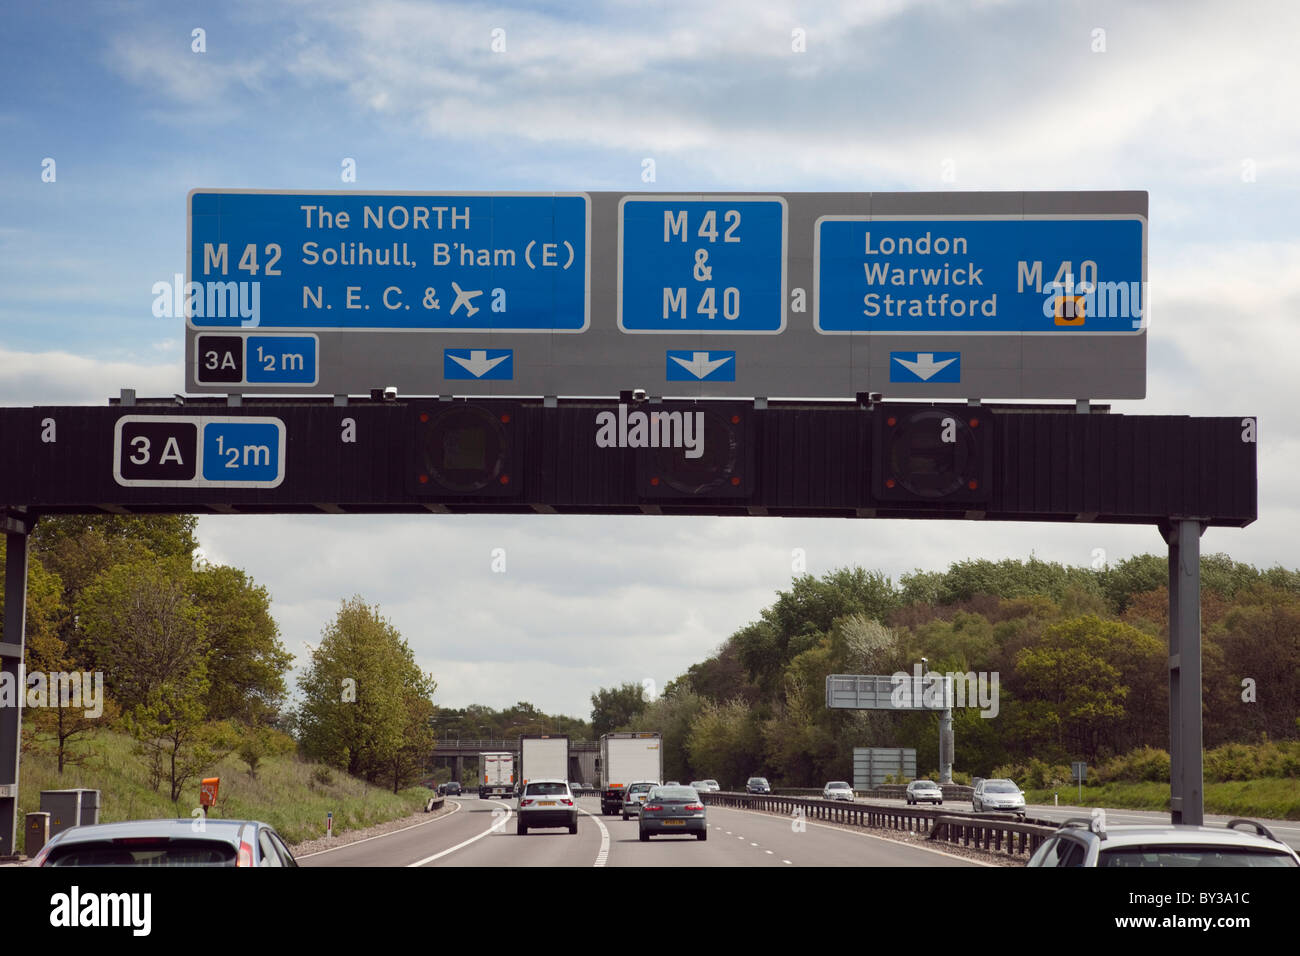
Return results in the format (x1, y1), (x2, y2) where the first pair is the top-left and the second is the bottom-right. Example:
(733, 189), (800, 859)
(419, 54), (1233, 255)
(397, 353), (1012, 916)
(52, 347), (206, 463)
(518, 735), (570, 789)
(479, 751), (515, 799)
(599, 733), (663, 815)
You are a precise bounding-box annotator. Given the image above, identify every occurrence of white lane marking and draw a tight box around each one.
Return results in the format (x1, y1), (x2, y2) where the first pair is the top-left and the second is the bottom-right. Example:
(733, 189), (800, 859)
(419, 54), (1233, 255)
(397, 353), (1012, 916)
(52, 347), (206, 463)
(709, 803), (995, 867)
(406, 804), (512, 866)
(765, 850), (773, 855)
(783, 859), (792, 864)
(750, 842), (759, 846)
(579, 807), (611, 867)
(296, 800), (462, 859)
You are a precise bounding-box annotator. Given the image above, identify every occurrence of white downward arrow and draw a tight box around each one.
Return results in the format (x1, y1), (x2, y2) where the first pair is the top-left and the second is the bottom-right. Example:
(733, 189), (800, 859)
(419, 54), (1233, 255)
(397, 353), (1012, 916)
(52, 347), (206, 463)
(670, 351), (733, 380)
(894, 353), (957, 381)
(449, 350), (509, 378)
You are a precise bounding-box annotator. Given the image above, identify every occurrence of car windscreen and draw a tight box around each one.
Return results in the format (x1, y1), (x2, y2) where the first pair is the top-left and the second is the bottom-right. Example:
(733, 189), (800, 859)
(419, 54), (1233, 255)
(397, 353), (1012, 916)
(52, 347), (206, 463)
(46, 840), (238, 866)
(828, 782), (849, 789)
(1099, 847), (1299, 867)
(524, 782), (569, 796)
(986, 781), (1019, 792)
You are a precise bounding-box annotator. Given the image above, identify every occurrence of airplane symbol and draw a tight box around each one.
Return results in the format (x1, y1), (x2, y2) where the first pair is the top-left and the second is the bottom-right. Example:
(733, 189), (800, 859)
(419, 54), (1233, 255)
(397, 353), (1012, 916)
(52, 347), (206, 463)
(450, 283), (483, 318)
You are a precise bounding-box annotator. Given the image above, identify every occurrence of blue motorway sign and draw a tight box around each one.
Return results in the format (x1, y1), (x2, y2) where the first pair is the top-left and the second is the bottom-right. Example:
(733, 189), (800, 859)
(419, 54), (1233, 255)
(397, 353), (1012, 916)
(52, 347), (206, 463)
(188, 192), (590, 331)
(816, 217), (1145, 333)
(619, 197), (786, 333)
(114, 416), (285, 488)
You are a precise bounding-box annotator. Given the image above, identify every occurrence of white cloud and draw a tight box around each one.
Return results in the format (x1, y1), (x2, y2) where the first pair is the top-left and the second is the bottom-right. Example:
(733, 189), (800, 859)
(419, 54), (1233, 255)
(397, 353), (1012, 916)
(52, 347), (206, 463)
(0, 348), (182, 405)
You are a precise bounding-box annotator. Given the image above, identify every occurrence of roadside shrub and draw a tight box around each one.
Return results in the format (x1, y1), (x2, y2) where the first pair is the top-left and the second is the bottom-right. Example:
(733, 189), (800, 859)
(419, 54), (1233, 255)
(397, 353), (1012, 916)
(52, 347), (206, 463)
(1095, 747), (1170, 784)
(992, 758), (1071, 790)
(1204, 740), (1300, 782)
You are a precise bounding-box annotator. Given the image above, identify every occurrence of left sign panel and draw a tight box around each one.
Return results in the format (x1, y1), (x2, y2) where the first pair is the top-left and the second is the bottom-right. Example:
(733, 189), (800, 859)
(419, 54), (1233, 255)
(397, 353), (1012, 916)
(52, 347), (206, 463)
(186, 191), (591, 332)
(114, 416), (285, 488)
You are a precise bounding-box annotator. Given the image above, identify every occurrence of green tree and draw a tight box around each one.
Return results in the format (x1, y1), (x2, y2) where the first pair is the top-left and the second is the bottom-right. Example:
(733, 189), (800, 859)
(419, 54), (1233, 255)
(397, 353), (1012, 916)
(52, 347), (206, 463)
(29, 516), (197, 670)
(1212, 592), (1300, 741)
(75, 559), (208, 713)
(381, 687), (437, 793)
(1009, 616), (1132, 761)
(685, 697), (763, 788)
(125, 685), (235, 801)
(295, 596), (436, 783)
(627, 688), (704, 783)
(189, 562), (292, 723)
(590, 682), (648, 738)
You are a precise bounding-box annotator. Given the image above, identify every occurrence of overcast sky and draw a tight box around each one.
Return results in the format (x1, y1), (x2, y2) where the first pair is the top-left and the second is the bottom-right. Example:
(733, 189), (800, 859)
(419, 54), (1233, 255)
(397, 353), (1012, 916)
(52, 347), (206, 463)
(3, 0), (1297, 718)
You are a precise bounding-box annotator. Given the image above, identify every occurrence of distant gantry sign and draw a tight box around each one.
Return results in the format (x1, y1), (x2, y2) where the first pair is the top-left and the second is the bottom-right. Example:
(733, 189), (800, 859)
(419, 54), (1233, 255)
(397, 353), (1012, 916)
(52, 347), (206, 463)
(825, 674), (956, 711)
(184, 190), (1147, 400)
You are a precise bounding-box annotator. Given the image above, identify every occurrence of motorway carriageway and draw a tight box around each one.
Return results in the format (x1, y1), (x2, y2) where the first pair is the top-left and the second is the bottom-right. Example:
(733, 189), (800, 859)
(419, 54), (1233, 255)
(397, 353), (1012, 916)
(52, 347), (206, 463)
(297, 794), (985, 867)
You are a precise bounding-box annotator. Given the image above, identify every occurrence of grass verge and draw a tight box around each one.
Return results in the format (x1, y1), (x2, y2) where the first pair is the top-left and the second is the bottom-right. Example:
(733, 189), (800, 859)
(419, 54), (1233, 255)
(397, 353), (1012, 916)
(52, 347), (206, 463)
(16, 729), (429, 854)
(1025, 778), (1300, 820)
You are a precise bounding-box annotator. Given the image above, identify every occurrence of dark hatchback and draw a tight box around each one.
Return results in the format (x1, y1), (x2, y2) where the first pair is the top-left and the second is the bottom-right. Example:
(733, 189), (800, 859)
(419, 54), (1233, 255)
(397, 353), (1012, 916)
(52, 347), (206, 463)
(639, 786), (708, 841)
(746, 777), (771, 794)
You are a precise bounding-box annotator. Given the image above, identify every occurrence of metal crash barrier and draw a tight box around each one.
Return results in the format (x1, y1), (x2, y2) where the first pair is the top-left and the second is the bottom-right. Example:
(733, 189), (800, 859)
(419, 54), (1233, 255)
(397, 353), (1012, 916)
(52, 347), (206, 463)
(701, 791), (1057, 859)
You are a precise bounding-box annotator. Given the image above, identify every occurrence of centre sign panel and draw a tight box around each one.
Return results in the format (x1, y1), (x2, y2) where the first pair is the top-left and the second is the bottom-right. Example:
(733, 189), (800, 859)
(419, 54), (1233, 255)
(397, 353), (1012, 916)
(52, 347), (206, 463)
(185, 190), (1147, 399)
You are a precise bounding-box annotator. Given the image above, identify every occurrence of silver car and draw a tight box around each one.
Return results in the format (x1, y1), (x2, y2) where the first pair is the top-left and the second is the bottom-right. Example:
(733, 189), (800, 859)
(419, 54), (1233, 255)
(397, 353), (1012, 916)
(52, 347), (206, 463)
(621, 780), (658, 820)
(517, 779), (578, 835)
(822, 781), (855, 801)
(972, 778), (1025, 816)
(32, 818), (297, 867)
(1028, 819), (1300, 867)
(906, 780), (943, 805)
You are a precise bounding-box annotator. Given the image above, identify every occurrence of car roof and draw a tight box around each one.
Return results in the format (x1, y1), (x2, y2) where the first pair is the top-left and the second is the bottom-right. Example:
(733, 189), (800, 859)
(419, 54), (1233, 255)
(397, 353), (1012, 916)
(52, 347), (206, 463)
(44, 819), (268, 847)
(523, 778), (570, 785)
(1055, 823), (1295, 851)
